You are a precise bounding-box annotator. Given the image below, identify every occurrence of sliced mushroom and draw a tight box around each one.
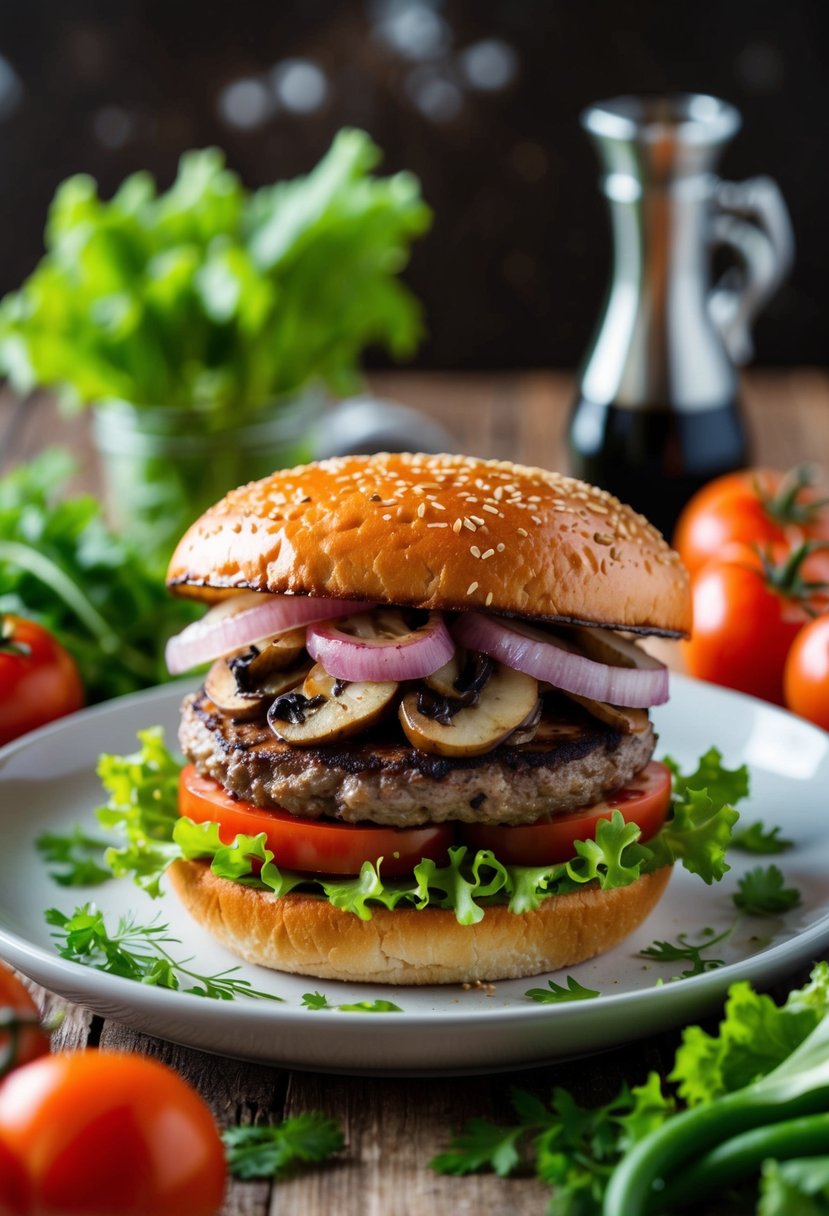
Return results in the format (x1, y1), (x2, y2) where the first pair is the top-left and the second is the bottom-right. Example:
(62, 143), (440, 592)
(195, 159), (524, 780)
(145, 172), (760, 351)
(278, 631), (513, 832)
(399, 663), (539, 756)
(560, 690), (650, 735)
(268, 663), (398, 745)
(205, 657), (311, 719)
(424, 650), (492, 702)
(562, 626), (664, 673)
(505, 697), (544, 745)
(228, 627), (308, 690)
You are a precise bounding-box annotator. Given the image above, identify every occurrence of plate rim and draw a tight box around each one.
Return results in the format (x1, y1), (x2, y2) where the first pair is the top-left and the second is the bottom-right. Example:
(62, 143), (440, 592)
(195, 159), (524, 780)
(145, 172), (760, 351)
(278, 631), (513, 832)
(2, 675), (829, 1048)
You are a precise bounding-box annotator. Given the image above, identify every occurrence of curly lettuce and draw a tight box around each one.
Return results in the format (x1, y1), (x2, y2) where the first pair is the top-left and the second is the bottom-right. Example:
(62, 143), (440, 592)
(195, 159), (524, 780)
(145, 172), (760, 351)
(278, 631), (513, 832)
(85, 731), (746, 925)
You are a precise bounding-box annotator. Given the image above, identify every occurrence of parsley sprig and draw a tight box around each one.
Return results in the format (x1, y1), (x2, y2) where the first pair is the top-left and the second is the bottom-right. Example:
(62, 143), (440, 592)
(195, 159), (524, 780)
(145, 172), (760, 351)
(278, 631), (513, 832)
(223, 1115), (344, 1179)
(301, 992), (402, 1013)
(46, 903), (283, 1001)
(524, 976), (600, 1004)
(36, 828), (111, 887)
(731, 821), (794, 855)
(733, 865), (802, 917)
(639, 926), (734, 979)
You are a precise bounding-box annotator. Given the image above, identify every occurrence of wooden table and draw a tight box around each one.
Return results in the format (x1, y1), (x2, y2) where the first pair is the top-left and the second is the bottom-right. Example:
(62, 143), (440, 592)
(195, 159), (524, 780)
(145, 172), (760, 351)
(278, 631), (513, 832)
(2, 369), (829, 1216)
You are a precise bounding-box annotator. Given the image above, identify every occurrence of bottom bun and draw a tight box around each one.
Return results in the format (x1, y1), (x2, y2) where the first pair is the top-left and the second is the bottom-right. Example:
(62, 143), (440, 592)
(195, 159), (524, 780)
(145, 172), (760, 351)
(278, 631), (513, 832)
(168, 860), (672, 985)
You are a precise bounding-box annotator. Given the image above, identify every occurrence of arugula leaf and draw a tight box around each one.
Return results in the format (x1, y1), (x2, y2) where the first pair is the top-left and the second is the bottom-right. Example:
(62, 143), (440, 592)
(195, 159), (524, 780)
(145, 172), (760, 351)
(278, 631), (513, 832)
(639, 926), (733, 979)
(733, 865), (802, 917)
(222, 1114), (344, 1179)
(0, 132), (430, 419)
(36, 827), (111, 887)
(732, 820), (794, 855)
(47, 902), (282, 1001)
(524, 976), (600, 1004)
(0, 452), (198, 700)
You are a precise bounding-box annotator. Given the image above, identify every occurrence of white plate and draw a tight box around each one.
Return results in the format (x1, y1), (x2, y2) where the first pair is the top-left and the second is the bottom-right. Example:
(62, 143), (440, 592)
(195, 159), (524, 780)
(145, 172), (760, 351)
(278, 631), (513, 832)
(1, 676), (828, 1075)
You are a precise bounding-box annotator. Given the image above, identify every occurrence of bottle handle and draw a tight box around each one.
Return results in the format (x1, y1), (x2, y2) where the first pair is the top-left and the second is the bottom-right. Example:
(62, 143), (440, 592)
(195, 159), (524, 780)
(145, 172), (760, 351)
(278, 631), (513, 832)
(708, 176), (794, 366)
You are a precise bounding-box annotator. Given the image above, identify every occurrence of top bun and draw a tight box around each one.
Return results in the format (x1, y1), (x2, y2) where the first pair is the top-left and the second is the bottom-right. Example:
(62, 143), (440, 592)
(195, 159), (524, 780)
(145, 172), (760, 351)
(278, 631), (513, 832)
(167, 453), (691, 635)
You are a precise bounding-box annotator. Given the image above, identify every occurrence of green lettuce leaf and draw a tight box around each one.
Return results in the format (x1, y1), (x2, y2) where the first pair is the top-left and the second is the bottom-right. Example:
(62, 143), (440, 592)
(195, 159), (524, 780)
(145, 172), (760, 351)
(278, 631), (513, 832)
(0, 131), (431, 419)
(670, 961), (829, 1106)
(92, 730), (744, 925)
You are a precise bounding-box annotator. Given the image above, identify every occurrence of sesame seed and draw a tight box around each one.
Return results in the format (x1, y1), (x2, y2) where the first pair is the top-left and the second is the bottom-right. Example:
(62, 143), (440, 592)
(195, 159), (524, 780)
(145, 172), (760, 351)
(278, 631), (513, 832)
(463, 519), (477, 532)
(482, 504), (499, 515)
(531, 515), (542, 525)
(452, 519), (462, 534)
(470, 545), (482, 558)
(432, 501), (446, 510)
(471, 515), (486, 527)
(382, 513), (392, 521)
(517, 527), (528, 537)
(481, 548), (495, 560)
(417, 502), (427, 518)
(427, 522), (449, 529)
(466, 581), (479, 595)
(497, 543), (505, 552)
(485, 591), (494, 606)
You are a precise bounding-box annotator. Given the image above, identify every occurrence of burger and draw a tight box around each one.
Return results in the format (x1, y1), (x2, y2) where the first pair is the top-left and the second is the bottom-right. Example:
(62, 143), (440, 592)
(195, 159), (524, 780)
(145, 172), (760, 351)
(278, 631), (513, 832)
(163, 452), (693, 985)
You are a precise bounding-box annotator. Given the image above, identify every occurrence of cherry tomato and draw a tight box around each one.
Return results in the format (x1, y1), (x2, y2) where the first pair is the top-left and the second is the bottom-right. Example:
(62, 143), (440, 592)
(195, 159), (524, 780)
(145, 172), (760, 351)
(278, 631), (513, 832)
(179, 766), (454, 876)
(674, 467), (829, 578)
(0, 1134), (30, 1216)
(681, 547), (817, 705)
(784, 614), (829, 731)
(0, 964), (49, 1078)
(457, 761), (671, 865)
(0, 618), (84, 747)
(0, 1051), (226, 1216)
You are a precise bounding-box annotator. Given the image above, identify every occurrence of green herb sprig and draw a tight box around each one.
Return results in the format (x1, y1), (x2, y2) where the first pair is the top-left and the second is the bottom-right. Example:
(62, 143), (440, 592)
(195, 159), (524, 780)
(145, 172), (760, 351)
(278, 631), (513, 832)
(47, 903), (282, 1002)
(223, 1115), (344, 1179)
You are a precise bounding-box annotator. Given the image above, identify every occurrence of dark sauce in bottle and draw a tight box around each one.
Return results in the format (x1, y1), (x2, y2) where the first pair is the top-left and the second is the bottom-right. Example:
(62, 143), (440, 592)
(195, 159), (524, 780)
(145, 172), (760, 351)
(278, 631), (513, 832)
(567, 397), (749, 540)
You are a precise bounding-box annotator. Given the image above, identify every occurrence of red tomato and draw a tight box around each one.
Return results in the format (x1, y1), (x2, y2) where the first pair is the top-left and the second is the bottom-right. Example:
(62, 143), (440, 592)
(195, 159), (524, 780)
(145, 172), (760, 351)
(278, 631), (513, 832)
(0, 618), (84, 747)
(179, 766), (454, 877)
(0, 964), (50, 1078)
(682, 547), (818, 705)
(457, 761), (671, 865)
(0, 1135), (30, 1216)
(784, 614), (829, 731)
(0, 1051), (226, 1216)
(674, 467), (829, 578)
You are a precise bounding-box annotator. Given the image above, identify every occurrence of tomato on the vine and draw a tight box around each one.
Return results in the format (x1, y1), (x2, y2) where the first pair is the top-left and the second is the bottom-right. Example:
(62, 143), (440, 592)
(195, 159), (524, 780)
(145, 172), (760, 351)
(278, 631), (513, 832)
(0, 963), (50, 1079)
(0, 1051), (226, 1216)
(784, 614), (829, 731)
(0, 617), (84, 747)
(682, 544), (822, 705)
(674, 467), (829, 578)
(458, 761), (671, 865)
(179, 765), (453, 876)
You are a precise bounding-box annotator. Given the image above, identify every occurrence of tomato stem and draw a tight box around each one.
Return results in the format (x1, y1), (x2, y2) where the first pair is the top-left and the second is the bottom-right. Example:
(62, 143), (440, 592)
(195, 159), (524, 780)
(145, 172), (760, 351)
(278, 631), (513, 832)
(0, 615), (32, 657)
(761, 464), (829, 526)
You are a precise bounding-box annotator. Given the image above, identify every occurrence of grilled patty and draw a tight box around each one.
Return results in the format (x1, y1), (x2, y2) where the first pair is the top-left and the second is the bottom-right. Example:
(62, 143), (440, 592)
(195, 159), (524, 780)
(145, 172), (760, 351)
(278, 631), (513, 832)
(179, 689), (656, 827)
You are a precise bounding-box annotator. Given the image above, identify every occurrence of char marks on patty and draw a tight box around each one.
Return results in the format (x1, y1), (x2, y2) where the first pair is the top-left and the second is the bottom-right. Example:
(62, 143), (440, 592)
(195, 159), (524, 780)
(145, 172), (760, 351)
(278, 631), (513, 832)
(179, 689), (656, 827)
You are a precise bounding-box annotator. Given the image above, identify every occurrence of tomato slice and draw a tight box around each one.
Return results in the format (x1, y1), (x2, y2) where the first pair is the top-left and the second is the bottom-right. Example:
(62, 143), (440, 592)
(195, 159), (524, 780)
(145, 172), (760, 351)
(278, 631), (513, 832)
(179, 766), (454, 877)
(457, 761), (672, 865)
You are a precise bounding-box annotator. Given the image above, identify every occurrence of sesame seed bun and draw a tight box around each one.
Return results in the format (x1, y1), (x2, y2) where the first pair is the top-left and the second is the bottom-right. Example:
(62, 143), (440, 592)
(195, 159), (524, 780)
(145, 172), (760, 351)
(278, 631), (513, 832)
(167, 453), (691, 636)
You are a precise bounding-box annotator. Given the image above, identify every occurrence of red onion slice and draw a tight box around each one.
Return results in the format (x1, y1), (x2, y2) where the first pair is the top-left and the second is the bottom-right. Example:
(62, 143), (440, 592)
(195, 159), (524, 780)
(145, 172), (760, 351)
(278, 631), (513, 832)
(166, 593), (370, 674)
(453, 614), (669, 707)
(307, 611), (455, 682)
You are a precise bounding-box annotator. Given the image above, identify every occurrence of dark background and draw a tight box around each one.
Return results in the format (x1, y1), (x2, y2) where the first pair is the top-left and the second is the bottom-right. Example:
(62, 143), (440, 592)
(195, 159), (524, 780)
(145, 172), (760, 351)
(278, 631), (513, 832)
(0, 0), (826, 370)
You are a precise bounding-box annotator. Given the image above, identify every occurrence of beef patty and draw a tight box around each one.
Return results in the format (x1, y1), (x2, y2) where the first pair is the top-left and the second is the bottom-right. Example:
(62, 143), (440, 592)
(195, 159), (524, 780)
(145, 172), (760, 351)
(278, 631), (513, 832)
(179, 690), (657, 827)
